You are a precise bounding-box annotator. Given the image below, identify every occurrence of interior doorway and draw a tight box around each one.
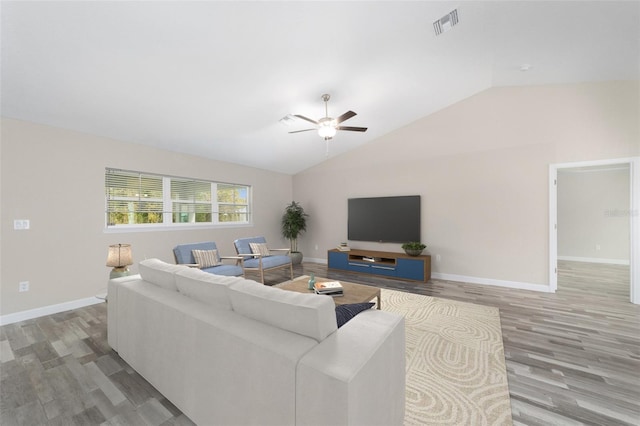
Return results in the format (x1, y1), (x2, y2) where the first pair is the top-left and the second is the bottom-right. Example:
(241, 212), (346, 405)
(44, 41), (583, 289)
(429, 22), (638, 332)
(549, 157), (640, 304)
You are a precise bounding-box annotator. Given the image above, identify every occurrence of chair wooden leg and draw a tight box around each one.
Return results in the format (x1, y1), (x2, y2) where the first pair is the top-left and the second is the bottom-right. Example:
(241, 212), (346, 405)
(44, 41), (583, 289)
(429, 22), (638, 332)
(258, 256), (265, 284)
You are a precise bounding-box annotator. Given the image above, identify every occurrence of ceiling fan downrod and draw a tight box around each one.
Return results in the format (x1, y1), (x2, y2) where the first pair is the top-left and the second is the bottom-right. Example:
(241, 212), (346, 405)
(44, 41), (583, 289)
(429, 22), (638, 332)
(322, 94), (331, 118)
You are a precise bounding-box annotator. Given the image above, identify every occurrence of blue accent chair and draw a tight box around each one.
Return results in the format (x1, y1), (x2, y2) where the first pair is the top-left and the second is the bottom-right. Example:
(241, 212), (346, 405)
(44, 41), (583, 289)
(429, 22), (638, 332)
(233, 236), (293, 284)
(173, 242), (244, 277)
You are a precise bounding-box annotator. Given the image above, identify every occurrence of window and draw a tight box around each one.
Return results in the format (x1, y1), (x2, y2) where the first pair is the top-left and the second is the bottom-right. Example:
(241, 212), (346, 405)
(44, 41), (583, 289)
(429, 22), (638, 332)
(105, 168), (251, 228)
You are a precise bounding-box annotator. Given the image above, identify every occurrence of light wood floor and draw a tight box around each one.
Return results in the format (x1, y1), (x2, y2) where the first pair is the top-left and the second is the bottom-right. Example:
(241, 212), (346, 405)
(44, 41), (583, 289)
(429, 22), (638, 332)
(1, 261), (638, 425)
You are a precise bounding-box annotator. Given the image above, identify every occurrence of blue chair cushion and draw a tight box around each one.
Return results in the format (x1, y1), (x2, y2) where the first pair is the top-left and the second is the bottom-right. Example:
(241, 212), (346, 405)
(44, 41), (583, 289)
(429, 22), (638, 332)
(174, 242), (218, 264)
(202, 264), (244, 277)
(234, 237), (267, 255)
(174, 242), (243, 277)
(243, 254), (291, 269)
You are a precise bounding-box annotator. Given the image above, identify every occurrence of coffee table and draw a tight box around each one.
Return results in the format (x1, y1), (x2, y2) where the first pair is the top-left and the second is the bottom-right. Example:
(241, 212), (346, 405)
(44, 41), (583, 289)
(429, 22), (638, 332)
(276, 276), (381, 310)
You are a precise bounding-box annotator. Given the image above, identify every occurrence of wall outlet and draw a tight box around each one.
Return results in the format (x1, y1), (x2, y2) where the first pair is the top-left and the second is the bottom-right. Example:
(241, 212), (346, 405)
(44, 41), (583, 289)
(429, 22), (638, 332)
(436, 254), (441, 262)
(19, 281), (29, 292)
(596, 244), (601, 251)
(14, 219), (30, 230)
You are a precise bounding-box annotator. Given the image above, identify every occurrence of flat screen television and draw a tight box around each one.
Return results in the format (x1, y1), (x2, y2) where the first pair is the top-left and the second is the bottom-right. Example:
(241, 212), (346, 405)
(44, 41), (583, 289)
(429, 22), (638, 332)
(348, 195), (421, 243)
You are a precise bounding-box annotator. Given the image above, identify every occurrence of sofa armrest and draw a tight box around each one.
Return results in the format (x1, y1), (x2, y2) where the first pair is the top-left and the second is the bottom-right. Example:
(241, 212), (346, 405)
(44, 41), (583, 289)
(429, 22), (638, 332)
(296, 310), (405, 426)
(107, 274), (143, 352)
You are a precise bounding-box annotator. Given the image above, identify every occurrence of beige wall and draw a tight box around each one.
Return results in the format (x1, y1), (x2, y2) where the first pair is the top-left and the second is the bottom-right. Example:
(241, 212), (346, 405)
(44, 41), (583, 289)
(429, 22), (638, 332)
(294, 81), (639, 287)
(1, 118), (293, 316)
(558, 166), (630, 262)
(2, 81), (638, 317)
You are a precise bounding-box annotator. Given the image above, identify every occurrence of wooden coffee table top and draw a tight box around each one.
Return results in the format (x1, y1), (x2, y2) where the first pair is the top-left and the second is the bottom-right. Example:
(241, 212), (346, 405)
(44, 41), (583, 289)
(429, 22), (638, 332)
(275, 276), (381, 309)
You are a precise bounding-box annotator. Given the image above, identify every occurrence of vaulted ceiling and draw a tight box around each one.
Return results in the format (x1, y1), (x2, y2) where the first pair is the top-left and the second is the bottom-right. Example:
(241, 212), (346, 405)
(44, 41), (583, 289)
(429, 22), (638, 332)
(2, 1), (638, 174)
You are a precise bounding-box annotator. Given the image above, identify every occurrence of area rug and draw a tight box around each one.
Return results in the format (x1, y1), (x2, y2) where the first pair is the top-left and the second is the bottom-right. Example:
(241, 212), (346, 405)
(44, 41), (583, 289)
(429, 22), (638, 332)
(380, 288), (513, 426)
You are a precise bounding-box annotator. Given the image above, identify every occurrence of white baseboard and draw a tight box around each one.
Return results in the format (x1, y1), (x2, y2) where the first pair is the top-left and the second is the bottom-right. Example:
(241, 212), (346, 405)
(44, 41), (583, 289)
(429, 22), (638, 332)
(558, 256), (630, 266)
(431, 272), (552, 293)
(304, 257), (327, 265)
(0, 297), (104, 326)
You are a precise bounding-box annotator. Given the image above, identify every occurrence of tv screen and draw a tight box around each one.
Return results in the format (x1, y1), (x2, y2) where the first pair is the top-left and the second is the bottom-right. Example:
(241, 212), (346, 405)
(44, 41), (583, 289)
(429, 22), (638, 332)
(348, 196), (421, 243)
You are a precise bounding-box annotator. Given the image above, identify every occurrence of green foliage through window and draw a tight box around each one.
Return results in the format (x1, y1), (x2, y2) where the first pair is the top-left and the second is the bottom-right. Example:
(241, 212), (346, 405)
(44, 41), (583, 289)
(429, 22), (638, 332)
(105, 169), (250, 227)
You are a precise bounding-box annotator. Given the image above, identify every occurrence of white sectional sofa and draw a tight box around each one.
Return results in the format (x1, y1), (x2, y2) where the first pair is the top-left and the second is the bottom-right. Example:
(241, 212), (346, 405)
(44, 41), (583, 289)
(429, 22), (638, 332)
(107, 258), (406, 426)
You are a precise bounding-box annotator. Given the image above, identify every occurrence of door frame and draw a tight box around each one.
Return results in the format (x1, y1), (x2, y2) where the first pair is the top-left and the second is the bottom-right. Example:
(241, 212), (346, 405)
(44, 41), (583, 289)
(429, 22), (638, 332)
(549, 157), (640, 304)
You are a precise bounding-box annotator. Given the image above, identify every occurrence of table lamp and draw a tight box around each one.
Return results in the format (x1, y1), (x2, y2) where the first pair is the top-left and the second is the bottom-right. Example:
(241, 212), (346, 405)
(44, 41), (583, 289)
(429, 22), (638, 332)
(106, 243), (133, 278)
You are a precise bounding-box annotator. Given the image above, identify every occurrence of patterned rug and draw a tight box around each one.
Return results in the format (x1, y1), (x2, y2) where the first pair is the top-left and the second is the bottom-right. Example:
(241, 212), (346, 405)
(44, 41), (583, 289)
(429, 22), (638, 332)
(380, 289), (513, 426)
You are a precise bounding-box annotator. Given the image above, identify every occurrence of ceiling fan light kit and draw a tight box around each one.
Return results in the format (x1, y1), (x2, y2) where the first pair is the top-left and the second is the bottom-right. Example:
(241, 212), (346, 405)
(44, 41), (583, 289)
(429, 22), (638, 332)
(318, 119), (337, 139)
(288, 94), (367, 140)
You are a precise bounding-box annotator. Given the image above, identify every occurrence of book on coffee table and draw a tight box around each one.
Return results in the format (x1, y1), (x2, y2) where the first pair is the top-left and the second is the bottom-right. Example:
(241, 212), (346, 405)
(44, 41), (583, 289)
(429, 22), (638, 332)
(315, 290), (344, 297)
(314, 281), (344, 296)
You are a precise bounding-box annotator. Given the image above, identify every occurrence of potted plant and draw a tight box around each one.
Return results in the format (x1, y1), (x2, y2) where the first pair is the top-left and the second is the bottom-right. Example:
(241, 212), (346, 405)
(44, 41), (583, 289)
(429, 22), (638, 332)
(401, 241), (426, 256)
(281, 201), (309, 265)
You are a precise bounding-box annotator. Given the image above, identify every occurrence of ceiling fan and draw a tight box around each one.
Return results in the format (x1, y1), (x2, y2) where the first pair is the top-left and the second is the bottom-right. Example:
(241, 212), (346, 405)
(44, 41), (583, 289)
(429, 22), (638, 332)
(289, 94), (368, 140)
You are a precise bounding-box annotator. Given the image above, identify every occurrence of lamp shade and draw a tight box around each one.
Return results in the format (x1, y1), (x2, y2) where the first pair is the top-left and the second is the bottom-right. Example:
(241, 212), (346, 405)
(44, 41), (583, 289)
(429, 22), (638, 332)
(106, 243), (133, 267)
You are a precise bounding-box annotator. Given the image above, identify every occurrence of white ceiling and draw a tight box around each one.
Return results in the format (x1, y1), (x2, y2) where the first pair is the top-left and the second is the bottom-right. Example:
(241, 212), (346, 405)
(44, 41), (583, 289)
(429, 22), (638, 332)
(2, 1), (639, 175)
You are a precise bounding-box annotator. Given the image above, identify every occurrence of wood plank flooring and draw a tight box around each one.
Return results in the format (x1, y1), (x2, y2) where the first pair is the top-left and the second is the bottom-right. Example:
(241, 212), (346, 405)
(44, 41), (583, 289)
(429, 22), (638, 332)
(1, 261), (638, 425)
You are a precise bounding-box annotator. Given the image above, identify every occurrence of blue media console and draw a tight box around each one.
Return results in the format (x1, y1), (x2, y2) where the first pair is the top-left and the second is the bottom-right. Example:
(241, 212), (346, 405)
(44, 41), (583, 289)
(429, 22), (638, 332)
(328, 249), (431, 282)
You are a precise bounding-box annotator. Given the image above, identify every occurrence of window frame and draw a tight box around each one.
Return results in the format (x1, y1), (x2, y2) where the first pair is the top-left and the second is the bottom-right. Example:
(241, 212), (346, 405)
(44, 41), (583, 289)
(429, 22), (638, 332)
(105, 168), (252, 232)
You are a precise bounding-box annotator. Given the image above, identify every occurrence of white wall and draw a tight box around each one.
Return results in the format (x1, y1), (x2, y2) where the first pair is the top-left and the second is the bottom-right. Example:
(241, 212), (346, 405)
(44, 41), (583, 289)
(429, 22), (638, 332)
(293, 81), (640, 289)
(558, 166), (630, 264)
(0, 118), (293, 317)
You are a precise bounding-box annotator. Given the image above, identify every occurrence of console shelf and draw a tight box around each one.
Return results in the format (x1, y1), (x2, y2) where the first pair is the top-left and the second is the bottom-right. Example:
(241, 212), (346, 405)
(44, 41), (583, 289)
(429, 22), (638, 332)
(328, 249), (431, 282)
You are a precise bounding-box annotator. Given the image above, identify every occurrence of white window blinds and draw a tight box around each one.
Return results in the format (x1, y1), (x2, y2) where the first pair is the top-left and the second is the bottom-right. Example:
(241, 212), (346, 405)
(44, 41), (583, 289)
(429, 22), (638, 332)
(105, 168), (251, 228)
(171, 179), (212, 223)
(105, 170), (164, 225)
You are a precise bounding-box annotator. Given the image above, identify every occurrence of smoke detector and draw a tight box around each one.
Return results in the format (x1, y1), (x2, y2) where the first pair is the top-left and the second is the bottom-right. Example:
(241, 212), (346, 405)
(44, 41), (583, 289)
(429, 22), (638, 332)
(434, 9), (459, 36)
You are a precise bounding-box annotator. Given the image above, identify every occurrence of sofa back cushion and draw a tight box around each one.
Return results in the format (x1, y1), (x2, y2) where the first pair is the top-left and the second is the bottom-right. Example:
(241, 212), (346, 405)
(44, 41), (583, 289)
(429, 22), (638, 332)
(227, 280), (337, 342)
(175, 268), (241, 310)
(139, 258), (188, 291)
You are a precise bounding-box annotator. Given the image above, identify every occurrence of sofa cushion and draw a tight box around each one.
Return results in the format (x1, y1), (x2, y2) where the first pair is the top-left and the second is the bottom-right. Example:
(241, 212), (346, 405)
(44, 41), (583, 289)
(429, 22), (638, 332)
(175, 268), (241, 310)
(138, 258), (188, 291)
(192, 249), (221, 268)
(249, 242), (271, 257)
(335, 303), (375, 328)
(228, 280), (337, 342)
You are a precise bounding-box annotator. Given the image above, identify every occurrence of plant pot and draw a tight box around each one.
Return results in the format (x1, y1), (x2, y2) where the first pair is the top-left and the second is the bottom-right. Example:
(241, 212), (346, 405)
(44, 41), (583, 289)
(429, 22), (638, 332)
(404, 249), (423, 257)
(289, 251), (303, 265)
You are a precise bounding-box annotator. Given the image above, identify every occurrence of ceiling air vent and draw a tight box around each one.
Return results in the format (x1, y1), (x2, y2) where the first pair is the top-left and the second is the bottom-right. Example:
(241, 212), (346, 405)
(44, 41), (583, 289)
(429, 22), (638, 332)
(434, 9), (459, 36)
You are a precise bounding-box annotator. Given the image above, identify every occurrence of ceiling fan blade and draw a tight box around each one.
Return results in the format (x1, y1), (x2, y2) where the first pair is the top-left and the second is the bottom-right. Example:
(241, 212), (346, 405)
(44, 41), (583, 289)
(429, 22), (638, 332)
(335, 110), (356, 124)
(294, 115), (319, 125)
(289, 129), (316, 134)
(336, 126), (368, 132)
